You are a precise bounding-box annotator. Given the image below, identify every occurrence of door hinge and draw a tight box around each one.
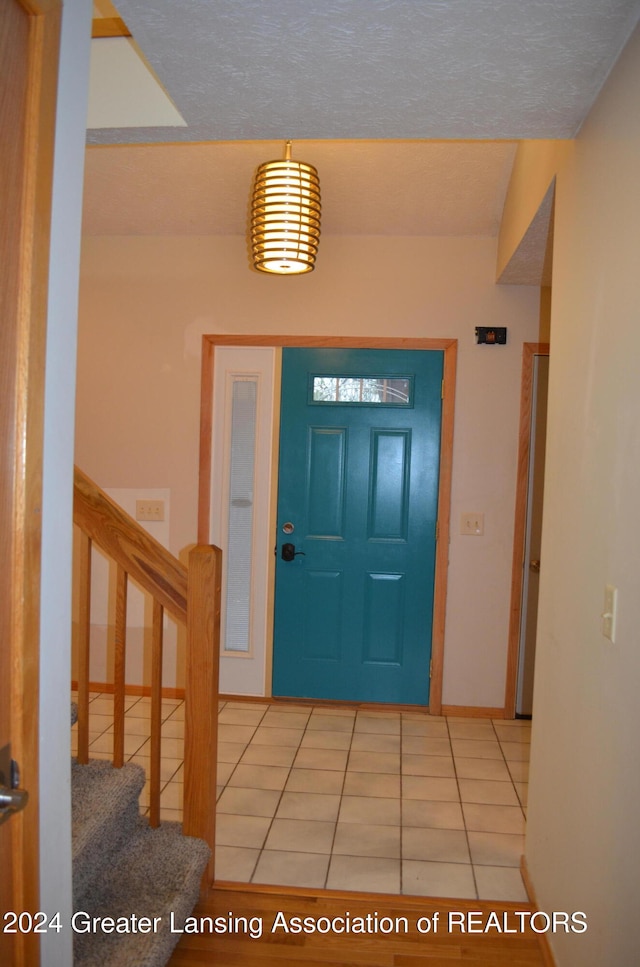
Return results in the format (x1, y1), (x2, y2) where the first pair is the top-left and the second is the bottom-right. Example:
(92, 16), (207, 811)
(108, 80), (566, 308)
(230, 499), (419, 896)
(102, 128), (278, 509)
(435, 520), (439, 541)
(441, 379), (445, 399)
(429, 659), (433, 679)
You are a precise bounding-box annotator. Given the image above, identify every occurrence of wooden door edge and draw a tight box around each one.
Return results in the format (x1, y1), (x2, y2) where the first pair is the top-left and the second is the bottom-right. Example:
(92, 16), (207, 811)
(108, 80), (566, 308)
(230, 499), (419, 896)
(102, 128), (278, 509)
(504, 343), (550, 718)
(10, 2), (62, 964)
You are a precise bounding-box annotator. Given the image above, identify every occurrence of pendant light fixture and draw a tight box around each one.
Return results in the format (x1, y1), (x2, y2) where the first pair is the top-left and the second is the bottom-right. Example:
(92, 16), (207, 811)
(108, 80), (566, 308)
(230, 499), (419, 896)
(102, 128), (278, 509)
(250, 141), (321, 275)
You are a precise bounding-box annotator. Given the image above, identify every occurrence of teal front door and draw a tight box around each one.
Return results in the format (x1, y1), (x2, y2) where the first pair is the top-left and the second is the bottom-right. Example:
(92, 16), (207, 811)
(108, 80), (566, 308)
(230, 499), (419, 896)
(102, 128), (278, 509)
(272, 347), (443, 705)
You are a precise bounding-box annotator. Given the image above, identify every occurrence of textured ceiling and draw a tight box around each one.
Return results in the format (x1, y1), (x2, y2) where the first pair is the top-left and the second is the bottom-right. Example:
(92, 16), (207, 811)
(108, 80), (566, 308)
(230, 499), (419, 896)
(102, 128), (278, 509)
(89, 0), (640, 145)
(83, 0), (640, 280)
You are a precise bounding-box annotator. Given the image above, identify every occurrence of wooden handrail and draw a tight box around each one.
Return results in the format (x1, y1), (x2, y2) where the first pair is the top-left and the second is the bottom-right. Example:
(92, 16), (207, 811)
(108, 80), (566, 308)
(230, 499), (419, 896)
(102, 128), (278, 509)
(73, 467), (187, 623)
(72, 466), (220, 888)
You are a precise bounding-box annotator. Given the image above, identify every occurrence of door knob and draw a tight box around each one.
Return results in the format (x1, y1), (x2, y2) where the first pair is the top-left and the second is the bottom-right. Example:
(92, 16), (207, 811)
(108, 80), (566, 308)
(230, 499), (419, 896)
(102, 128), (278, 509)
(529, 559), (541, 573)
(281, 542), (305, 562)
(0, 785), (28, 826)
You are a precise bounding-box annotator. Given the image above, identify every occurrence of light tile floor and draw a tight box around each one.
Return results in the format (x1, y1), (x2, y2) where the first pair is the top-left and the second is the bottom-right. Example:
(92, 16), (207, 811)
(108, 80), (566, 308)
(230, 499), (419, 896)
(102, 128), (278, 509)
(71, 692), (531, 902)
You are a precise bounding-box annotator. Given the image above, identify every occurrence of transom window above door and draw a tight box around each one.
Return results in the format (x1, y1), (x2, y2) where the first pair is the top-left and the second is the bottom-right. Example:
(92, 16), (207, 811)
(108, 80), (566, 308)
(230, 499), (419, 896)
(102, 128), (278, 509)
(310, 375), (413, 406)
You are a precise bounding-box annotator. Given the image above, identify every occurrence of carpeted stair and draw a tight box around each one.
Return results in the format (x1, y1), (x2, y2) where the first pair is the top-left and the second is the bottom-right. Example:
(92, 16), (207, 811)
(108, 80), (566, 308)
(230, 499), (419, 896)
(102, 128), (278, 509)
(71, 711), (210, 966)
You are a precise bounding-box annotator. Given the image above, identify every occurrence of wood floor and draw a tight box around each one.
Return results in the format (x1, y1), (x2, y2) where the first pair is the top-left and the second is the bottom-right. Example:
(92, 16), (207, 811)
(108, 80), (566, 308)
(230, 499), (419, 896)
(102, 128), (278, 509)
(168, 883), (550, 966)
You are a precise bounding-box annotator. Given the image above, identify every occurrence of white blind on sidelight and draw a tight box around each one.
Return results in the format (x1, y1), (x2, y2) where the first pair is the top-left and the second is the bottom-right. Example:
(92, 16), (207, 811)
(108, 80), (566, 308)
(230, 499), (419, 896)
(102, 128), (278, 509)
(224, 377), (257, 652)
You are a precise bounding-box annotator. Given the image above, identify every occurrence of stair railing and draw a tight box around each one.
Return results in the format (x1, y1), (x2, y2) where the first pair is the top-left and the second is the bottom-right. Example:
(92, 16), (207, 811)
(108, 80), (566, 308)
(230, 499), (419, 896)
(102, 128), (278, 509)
(73, 466), (220, 887)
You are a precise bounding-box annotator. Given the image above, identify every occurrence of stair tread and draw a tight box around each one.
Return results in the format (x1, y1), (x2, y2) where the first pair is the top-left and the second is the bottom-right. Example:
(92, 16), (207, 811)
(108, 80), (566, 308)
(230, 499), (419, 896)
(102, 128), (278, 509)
(73, 820), (210, 967)
(72, 759), (145, 857)
(72, 758), (147, 902)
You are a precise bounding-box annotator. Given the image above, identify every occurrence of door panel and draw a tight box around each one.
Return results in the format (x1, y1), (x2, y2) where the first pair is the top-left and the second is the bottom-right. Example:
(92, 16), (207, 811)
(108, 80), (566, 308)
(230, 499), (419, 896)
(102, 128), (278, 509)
(307, 427), (346, 535)
(304, 570), (343, 660)
(363, 572), (405, 663)
(273, 348), (443, 705)
(369, 430), (410, 539)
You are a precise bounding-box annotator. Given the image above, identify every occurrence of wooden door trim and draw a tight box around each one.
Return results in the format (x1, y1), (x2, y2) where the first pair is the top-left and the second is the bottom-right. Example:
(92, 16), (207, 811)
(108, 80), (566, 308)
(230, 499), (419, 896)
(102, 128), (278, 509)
(199, 335), (457, 717)
(504, 343), (550, 719)
(6, 3), (61, 962)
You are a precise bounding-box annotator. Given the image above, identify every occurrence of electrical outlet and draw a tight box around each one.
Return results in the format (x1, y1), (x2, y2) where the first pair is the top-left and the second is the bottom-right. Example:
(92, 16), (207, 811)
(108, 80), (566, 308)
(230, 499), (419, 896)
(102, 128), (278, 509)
(460, 512), (484, 536)
(136, 499), (165, 522)
(601, 584), (617, 643)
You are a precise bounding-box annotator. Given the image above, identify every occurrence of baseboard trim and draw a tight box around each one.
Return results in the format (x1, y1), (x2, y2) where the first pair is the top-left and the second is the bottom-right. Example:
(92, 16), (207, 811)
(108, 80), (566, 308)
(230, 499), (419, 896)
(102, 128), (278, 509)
(222, 695), (509, 718)
(71, 680), (186, 700)
(221, 693), (438, 713)
(73, 686), (508, 720)
(520, 857), (557, 967)
(441, 704), (505, 719)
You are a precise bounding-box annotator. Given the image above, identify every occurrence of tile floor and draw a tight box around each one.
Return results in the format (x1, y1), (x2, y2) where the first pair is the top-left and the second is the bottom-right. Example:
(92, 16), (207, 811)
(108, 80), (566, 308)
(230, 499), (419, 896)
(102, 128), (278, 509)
(71, 692), (531, 902)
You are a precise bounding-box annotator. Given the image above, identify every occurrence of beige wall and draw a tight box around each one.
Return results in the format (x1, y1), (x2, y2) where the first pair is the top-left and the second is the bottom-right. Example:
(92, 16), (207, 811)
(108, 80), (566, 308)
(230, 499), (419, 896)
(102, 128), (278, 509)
(76, 233), (540, 707)
(526, 23), (640, 967)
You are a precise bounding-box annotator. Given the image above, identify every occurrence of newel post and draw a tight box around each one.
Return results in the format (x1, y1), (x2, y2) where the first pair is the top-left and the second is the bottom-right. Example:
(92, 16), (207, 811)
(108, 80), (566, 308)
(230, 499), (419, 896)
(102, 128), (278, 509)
(183, 544), (222, 892)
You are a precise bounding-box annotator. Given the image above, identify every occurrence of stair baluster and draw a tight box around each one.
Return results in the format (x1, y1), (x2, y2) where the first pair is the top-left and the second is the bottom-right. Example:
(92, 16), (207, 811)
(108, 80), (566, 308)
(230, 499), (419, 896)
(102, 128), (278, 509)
(149, 598), (164, 828)
(113, 564), (127, 768)
(72, 466), (220, 889)
(76, 529), (92, 765)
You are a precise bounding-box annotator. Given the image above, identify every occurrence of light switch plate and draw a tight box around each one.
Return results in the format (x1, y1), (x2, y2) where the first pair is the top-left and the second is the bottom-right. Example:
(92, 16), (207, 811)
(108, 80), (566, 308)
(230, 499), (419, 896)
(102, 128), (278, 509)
(136, 499), (165, 522)
(461, 512), (484, 536)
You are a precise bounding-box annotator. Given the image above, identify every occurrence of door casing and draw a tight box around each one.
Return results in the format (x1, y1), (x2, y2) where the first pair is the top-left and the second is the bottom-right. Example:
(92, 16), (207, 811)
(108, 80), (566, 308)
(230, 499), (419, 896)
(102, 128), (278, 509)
(516, 354), (549, 715)
(505, 342), (550, 718)
(199, 335), (456, 715)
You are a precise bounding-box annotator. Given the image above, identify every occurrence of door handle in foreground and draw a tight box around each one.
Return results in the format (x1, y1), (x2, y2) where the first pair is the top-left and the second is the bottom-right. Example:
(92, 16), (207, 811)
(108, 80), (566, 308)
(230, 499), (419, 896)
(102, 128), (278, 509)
(0, 785), (29, 826)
